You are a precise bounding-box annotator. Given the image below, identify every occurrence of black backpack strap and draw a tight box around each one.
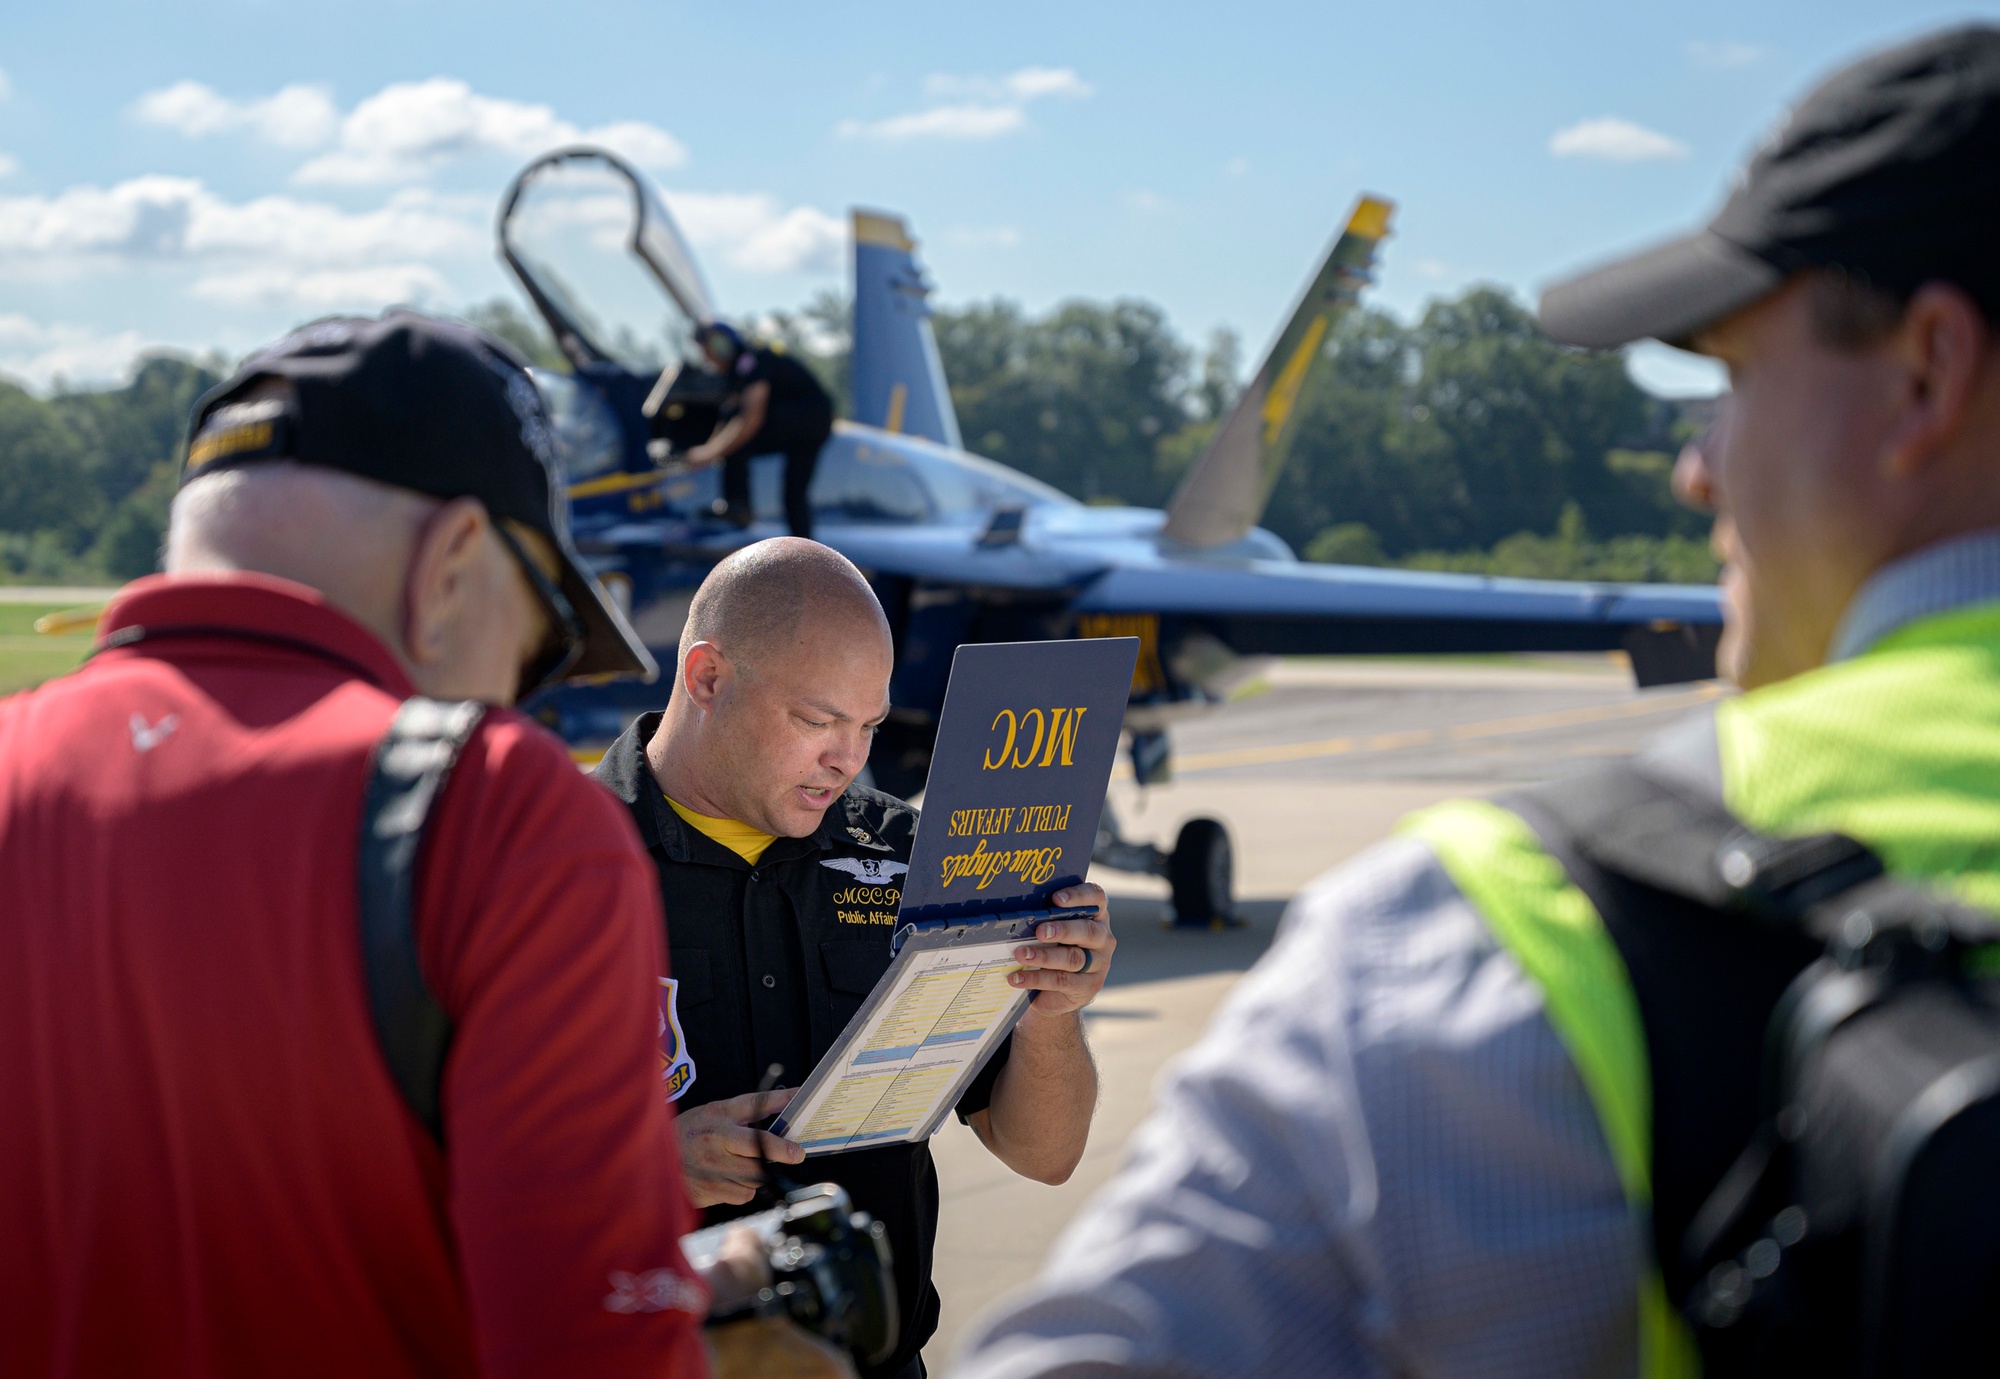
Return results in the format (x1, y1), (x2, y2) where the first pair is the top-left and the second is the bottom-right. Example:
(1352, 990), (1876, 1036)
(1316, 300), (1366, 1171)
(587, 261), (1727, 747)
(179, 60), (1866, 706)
(1499, 747), (1874, 1296)
(1507, 727), (1884, 924)
(356, 697), (486, 1141)
(1500, 739), (2000, 1293)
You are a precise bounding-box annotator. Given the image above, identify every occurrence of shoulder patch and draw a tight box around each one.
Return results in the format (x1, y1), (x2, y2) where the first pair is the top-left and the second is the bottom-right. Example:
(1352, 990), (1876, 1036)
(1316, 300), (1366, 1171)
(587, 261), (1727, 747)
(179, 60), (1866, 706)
(820, 856), (908, 883)
(657, 977), (696, 1102)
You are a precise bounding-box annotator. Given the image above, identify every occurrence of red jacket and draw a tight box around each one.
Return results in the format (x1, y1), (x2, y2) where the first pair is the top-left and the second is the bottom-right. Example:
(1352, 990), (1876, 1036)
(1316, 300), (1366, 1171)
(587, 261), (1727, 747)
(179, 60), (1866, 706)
(0, 574), (707, 1378)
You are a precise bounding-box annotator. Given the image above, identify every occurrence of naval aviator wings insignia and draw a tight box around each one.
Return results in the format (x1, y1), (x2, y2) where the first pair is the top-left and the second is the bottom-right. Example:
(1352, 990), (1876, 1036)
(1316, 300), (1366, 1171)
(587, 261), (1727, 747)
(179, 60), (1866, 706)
(820, 856), (908, 883)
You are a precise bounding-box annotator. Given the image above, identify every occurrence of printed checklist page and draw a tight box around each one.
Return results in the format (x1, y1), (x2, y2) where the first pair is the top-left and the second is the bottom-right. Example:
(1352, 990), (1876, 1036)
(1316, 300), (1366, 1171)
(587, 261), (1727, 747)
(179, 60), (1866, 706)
(776, 940), (1026, 1155)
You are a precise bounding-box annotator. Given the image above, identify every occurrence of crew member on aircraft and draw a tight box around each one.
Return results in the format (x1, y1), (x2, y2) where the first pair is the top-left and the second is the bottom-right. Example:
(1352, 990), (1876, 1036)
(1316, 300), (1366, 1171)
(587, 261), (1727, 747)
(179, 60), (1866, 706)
(685, 322), (834, 539)
(593, 536), (1115, 1379)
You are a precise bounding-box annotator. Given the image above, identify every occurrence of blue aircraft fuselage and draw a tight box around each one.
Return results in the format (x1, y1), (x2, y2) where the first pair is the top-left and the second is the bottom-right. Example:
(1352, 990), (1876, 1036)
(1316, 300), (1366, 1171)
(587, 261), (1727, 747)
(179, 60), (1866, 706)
(497, 147), (1722, 798)
(531, 415), (1719, 794)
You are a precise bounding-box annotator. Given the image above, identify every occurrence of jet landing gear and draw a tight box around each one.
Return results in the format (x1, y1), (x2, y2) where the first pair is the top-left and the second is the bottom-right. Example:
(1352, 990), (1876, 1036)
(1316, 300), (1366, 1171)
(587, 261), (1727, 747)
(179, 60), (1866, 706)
(1094, 800), (1239, 928)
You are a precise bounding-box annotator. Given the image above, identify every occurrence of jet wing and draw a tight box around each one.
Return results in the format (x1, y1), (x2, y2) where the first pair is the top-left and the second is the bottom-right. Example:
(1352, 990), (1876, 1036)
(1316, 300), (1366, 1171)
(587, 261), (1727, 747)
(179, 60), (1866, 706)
(814, 508), (1721, 685)
(1071, 558), (1722, 682)
(817, 525), (1108, 591)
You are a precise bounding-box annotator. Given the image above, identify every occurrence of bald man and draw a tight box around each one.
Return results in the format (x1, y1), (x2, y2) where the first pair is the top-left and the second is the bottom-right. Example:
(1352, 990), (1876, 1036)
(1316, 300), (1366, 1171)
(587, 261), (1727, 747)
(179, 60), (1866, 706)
(593, 538), (1115, 1379)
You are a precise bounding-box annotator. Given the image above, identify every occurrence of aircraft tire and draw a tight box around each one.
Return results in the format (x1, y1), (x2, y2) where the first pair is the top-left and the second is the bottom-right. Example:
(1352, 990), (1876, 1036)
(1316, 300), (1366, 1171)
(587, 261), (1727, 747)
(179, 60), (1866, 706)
(1168, 817), (1233, 928)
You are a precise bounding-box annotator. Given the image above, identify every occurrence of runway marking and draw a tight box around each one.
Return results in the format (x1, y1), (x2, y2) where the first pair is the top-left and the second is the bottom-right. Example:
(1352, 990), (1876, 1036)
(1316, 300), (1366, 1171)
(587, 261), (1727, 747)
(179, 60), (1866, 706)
(1164, 683), (1728, 775)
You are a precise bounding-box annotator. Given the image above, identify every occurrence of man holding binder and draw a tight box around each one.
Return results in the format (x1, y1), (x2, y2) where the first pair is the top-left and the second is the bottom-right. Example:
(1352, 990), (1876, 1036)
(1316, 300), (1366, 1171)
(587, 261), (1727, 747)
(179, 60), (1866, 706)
(593, 536), (1117, 1379)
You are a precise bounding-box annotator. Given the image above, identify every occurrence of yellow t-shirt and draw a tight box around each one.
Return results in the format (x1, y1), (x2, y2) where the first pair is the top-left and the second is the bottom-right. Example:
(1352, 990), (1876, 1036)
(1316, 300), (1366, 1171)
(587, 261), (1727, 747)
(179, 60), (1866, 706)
(666, 797), (777, 865)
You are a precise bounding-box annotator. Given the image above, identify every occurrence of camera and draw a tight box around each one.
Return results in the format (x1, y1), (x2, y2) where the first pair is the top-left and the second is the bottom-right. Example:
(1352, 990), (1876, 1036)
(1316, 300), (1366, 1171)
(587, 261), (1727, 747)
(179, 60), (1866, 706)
(683, 1182), (898, 1368)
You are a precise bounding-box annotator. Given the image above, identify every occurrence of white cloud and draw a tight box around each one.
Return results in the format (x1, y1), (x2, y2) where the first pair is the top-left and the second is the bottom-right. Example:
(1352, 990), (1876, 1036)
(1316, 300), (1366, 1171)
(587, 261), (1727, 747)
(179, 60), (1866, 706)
(840, 65), (1089, 142)
(922, 66), (1092, 102)
(0, 154), (16, 179)
(294, 78), (686, 184)
(133, 76), (691, 184)
(944, 224), (1022, 249)
(190, 262), (451, 308)
(838, 105), (1025, 141)
(1124, 189), (1173, 213)
(666, 192), (844, 275)
(133, 81), (340, 149)
(1550, 117), (1689, 162)
(589, 121), (689, 170)
(1687, 40), (1764, 69)
(0, 314), (166, 391)
(0, 176), (481, 281)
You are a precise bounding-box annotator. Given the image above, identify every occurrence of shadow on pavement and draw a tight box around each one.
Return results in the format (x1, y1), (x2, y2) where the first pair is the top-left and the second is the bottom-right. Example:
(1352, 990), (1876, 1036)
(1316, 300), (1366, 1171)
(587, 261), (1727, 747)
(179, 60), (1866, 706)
(1097, 894), (1291, 987)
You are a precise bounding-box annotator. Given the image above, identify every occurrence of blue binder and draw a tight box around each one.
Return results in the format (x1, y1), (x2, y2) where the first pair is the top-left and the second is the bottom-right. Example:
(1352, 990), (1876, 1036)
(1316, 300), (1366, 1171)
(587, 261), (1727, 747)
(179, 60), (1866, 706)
(771, 636), (1138, 1153)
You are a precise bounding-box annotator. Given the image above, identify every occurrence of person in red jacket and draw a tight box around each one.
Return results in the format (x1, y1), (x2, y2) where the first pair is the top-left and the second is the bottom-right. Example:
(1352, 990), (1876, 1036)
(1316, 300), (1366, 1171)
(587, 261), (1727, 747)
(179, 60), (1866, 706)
(0, 313), (721, 1378)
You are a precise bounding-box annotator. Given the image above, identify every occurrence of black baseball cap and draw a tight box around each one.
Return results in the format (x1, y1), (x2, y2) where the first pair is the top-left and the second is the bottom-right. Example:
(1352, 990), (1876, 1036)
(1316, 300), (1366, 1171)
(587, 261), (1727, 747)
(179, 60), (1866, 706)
(183, 311), (657, 691)
(1541, 25), (2000, 349)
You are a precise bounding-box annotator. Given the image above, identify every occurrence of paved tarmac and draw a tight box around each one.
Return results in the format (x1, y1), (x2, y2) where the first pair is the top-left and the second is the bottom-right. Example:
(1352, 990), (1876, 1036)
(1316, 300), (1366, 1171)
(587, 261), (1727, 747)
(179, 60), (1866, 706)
(923, 656), (1726, 1371)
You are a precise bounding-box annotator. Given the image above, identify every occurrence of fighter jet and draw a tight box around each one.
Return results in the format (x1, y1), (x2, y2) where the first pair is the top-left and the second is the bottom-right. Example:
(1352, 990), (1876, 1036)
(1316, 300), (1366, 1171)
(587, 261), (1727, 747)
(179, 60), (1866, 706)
(499, 148), (1722, 923)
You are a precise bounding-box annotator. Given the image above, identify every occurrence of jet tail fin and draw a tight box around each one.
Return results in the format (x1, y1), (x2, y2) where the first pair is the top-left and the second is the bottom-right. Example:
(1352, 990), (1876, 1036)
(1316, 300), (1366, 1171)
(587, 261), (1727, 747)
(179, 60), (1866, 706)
(850, 210), (963, 449)
(1162, 196), (1394, 549)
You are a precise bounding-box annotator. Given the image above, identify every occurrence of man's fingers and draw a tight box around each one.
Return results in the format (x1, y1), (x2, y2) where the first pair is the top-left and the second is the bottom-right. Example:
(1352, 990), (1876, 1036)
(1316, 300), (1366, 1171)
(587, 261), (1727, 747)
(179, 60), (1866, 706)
(754, 1130), (806, 1165)
(715, 1124), (770, 1160)
(1028, 918), (1111, 947)
(697, 1175), (760, 1207)
(714, 1086), (797, 1123)
(1051, 884), (1110, 918)
(712, 1123), (806, 1164)
(1011, 944), (1091, 973)
(1010, 966), (1088, 993)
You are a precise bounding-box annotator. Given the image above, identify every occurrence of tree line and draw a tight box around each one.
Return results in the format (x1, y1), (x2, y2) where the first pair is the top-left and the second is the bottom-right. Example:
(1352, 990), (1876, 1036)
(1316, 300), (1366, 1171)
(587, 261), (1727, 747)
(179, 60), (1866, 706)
(0, 286), (1716, 584)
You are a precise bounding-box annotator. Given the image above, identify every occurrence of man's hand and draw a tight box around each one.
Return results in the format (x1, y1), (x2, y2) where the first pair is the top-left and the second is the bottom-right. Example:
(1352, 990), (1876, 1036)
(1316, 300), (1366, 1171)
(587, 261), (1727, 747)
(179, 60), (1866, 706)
(709, 1315), (856, 1379)
(1008, 883), (1114, 1018)
(699, 1225), (772, 1315)
(683, 442), (721, 467)
(678, 1089), (805, 1208)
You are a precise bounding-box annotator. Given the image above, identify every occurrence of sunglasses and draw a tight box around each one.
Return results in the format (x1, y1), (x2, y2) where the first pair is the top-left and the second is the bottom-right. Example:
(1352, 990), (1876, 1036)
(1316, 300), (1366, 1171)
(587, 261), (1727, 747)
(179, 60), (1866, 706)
(493, 521), (588, 699)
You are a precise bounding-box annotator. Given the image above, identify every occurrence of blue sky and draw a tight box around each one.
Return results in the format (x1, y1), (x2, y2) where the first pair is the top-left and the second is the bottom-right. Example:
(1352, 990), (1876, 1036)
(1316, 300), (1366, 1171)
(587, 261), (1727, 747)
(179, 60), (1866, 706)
(0, 0), (1987, 395)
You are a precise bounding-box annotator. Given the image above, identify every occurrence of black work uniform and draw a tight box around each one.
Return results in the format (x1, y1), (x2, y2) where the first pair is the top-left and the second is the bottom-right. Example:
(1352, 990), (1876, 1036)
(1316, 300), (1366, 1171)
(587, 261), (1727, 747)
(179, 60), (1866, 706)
(717, 346), (834, 539)
(594, 712), (1011, 1379)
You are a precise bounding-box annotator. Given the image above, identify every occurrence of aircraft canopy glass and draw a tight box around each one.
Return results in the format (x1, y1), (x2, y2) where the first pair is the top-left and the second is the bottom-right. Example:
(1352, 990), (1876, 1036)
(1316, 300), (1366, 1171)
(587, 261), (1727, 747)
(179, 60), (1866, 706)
(532, 368), (623, 482)
(500, 151), (716, 373)
(906, 447), (1075, 515)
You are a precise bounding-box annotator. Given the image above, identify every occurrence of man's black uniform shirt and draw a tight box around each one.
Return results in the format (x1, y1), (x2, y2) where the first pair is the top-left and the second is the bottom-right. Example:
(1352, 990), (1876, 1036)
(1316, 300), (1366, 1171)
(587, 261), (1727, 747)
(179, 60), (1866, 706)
(594, 712), (1010, 1378)
(723, 346), (833, 443)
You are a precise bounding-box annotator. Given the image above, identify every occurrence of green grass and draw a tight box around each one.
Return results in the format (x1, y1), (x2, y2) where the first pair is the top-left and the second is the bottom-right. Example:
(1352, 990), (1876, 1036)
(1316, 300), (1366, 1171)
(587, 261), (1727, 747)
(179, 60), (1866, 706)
(0, 603), (98, 696)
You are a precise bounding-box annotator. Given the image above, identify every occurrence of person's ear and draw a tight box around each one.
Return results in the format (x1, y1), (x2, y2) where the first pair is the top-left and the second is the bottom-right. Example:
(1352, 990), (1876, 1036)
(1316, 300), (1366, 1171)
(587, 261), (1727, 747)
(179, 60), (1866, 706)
(402, 497), (491, 672)
(1884, 282), (1990, 479)
(680, 640), (730, 714)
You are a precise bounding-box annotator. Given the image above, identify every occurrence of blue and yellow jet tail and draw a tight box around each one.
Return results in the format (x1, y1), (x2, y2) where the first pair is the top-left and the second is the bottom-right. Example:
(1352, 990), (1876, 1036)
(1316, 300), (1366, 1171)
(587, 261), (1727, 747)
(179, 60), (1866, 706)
(1162, 195), (1395, 550)
(850, 210), (963, 450)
